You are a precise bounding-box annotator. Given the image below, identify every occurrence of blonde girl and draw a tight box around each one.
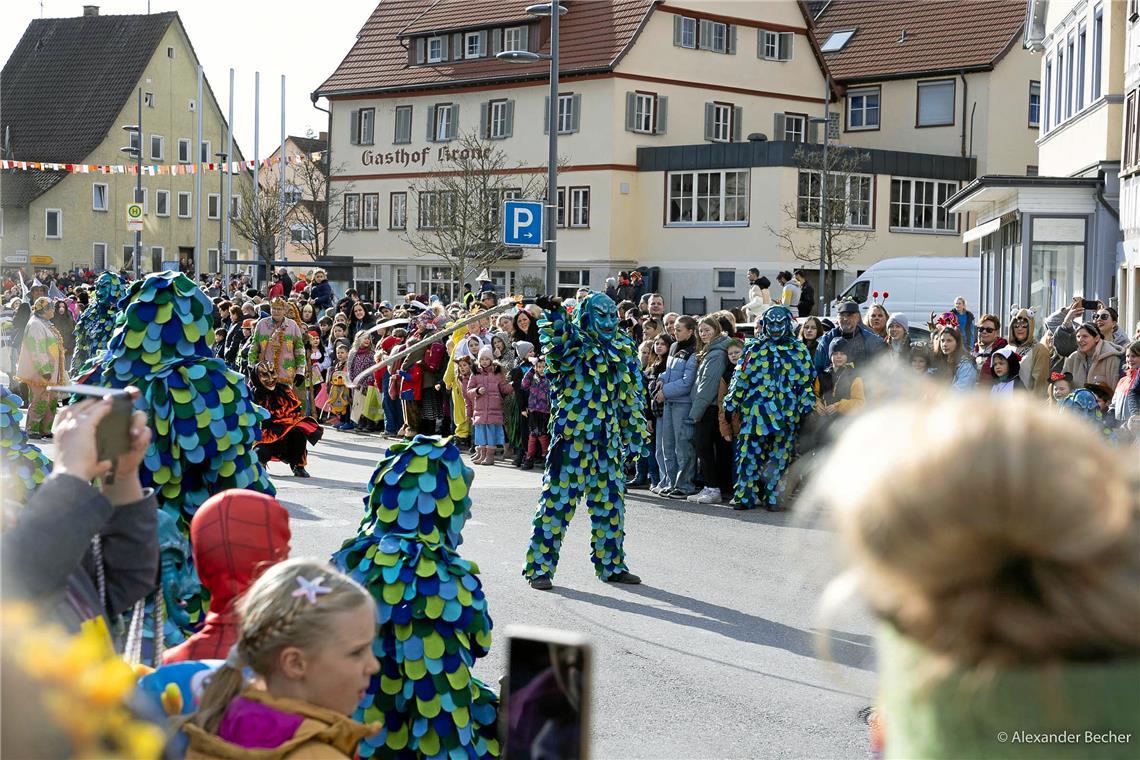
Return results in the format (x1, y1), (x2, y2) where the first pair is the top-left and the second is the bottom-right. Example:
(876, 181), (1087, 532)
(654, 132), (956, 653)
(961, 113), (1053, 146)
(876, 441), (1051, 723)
(184, 559), (379, 759)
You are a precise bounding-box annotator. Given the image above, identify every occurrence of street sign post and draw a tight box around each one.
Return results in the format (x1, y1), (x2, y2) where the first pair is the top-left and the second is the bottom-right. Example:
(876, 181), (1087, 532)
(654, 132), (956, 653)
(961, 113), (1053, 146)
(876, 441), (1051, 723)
(126, 202), (144, 232)
(502, 199), (543, 248)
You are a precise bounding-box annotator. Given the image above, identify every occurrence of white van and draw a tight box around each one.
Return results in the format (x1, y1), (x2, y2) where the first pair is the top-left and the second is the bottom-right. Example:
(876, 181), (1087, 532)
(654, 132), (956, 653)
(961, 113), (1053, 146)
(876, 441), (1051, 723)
(831, 257), (980, 327)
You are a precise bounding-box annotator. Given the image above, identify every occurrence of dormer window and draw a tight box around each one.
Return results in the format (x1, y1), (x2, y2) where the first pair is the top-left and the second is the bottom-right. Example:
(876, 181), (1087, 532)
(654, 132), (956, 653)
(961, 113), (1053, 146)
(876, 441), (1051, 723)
(504, 25), (528, 52)
(465, 31), (482, 58)
(427, 36), (444, 63)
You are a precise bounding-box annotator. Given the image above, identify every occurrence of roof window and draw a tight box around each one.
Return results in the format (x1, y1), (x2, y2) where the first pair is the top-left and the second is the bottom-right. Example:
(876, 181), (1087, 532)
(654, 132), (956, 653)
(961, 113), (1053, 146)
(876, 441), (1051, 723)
(820, 28), (856, 52)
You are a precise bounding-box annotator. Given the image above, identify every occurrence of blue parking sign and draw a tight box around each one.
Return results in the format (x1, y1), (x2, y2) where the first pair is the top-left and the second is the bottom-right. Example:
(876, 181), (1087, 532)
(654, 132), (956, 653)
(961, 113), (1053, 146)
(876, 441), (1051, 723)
(502, 199), (544, 248)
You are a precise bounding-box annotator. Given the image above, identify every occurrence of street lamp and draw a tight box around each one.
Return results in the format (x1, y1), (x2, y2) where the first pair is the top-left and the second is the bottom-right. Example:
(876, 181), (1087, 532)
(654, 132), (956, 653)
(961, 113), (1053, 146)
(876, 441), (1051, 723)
(215, 151), (229, 280)
(119, 91), (143, 280)
(497, 2), (567, 296)
(809, 113), (829, 315)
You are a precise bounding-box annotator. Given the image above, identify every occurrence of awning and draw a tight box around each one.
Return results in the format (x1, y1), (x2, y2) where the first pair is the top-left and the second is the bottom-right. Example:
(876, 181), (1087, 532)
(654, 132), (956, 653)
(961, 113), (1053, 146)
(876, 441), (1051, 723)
(962, 216), (1001, 243)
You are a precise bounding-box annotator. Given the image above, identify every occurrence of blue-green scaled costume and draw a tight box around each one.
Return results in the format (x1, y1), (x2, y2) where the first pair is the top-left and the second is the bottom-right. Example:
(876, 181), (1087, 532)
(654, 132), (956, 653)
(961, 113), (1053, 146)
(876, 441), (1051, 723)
(71, 271), (127, 378)
(98, 272), (274, 629)
(0, 385), (52, 513)
(333, 434), (499, 760)
(723, 306), (815, 509)
(523, 292), (649, 581)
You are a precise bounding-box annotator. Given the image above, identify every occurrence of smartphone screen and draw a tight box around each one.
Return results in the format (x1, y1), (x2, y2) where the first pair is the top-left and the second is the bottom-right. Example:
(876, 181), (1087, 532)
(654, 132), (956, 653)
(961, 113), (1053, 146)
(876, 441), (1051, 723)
(506, 627), (590, 760)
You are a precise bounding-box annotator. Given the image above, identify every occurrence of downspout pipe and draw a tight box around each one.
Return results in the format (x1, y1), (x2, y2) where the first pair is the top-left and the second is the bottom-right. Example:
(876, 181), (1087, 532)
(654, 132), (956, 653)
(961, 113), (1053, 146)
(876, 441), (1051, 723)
(959, 70), (968, 157)
(311, 96), (333, 259)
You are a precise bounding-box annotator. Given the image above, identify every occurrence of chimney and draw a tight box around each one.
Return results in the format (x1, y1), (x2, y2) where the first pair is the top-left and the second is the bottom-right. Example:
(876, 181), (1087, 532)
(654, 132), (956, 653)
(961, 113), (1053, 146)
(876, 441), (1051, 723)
(83, 5), (99, 15)
(319, 131), (328, 143)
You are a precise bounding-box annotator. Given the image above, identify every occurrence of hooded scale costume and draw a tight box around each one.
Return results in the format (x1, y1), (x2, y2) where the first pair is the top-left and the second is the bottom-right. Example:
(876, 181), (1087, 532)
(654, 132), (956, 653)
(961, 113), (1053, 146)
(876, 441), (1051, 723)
(522, 291), (649, 586)
(332, 434), (499, 760)
(70, 271), (127, 378)
(723, 306), (816, 509)
(0, 385), (51, 513)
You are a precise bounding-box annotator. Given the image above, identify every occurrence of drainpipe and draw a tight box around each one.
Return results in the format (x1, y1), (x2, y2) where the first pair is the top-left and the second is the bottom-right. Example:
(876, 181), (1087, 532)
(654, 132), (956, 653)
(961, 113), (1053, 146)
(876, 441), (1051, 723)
(311, 97), (333, 261)
(1095, 169), (1119, 221)
(958, 70), (968, 157)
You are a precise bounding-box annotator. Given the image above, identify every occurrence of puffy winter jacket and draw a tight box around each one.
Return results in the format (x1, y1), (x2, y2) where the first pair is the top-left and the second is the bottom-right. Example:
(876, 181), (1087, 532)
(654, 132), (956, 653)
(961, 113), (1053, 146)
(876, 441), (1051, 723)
(661, 340), (697, 405)
(464, 367), (513, 425)
(1063, 338), (1124, 387)
(687, 335), (729, 423)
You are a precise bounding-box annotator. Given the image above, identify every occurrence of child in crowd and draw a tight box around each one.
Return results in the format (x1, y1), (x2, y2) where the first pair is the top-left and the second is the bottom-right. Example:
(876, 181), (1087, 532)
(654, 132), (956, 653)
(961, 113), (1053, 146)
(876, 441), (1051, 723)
(816, 338), (865, 417)
(213, 329), (227, 359)
(465, 346), (513, 465)
(182, 559), (380, 758)
(509, 341), (535, 467)
(1048, 371), (1074, 405)
(349, 332), (376, 432)
(910, 347), (933, 375)
(520, 354), (551, 470)
(717, 339), (745, 448)
(326, 340), (352, 428)
(631, 334), (674, 488)
(990, 346), (1024, 395)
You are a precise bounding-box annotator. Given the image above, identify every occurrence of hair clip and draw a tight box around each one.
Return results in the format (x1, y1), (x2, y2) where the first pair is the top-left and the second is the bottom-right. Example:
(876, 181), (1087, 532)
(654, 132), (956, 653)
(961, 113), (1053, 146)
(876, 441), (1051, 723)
(292, 575), (332, 604)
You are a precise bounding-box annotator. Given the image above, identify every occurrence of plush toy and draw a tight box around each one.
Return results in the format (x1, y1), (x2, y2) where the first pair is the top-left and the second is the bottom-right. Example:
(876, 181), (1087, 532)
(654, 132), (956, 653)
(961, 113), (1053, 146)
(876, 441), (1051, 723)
(333, 434), (499, 759)
(0, 385), (52, 514)
(522, 291), (649, 588)
(71, 270), (127, 378)
(723, 305), (816, 510)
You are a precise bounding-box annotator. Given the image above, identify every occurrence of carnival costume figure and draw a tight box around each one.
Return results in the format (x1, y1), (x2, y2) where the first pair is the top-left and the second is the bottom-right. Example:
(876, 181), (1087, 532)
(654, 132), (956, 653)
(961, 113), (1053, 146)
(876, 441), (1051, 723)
(249, 361), (323, 478)
(723, 305), (816, 510)
(14, 297), (69, 437)
(332, 435), (499, 760)
(247, 297), (306, 386)
(71, 271), (127, 378)
(522, 292), (649, 589)
(0, 385), (51, 515)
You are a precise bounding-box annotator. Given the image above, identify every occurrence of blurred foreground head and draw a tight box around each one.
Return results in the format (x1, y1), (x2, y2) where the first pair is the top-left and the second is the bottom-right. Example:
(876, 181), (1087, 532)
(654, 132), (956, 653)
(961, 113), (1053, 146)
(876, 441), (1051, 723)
(814, 393), (1139, 669)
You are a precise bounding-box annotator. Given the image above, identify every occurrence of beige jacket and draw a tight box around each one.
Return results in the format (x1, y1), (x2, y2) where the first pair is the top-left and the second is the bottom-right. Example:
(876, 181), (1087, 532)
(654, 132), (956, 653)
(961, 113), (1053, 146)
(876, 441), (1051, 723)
(1062, 338), (1123, 388)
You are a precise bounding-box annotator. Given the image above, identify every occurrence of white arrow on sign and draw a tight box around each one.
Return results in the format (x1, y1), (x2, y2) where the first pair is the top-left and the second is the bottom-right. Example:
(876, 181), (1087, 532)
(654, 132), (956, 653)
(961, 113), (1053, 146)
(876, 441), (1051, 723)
(512, 207), (534, 240)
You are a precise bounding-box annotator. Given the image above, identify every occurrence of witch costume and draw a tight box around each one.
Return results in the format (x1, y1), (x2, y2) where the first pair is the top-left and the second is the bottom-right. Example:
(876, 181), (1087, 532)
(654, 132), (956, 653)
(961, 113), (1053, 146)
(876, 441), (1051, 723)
(249, 361), (323, 478)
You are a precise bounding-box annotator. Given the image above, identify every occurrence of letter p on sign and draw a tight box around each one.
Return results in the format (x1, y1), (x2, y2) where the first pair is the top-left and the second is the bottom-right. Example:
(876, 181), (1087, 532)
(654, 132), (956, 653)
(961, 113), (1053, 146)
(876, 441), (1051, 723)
(502, 199), (543, 248)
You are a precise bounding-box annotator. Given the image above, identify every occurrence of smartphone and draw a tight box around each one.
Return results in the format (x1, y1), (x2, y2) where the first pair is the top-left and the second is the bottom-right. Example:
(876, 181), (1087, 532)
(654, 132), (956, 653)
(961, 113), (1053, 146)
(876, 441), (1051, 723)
(504, 626), (591, 760)
(1081, 299), (1099, 310)
(47, 384), (134, 482)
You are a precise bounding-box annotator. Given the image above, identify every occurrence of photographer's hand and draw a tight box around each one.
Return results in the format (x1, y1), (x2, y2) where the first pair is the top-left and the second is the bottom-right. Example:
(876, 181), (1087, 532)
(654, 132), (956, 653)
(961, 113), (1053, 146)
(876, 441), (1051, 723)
(51, 399), (114, 482)
(102, 410), (150, 507)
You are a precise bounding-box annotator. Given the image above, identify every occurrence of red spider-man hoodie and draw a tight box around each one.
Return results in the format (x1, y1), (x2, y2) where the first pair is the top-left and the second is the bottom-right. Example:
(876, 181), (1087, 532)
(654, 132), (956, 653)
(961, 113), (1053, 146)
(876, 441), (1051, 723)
(162, 490), (290, 663)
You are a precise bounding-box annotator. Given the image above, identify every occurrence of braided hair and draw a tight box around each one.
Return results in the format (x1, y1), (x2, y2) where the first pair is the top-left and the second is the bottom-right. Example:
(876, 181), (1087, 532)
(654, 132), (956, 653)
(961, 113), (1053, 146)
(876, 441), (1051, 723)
(187, 558), (374, 733)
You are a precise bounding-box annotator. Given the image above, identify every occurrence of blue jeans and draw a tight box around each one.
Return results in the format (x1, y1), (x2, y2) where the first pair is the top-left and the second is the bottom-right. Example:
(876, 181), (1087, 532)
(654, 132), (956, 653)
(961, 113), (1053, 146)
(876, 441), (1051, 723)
(380, 369), (404, 434)
(656, 403), (696, 492)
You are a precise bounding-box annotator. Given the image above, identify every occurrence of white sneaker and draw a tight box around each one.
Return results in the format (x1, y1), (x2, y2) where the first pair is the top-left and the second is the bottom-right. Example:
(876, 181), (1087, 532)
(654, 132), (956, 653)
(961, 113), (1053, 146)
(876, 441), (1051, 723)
(696, 488), (722, 504)
(686, 487), (712, 503)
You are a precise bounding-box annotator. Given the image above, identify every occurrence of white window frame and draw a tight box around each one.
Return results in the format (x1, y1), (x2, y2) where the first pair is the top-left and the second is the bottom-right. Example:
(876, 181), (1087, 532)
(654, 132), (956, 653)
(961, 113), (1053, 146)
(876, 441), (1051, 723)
(916, 79), (955, 127)
(700, 20), (728, 53)
(206, 248), (219, 274)
(504, 26), (528, 52)
(289, 223), (314, 243)
(123, 245), (137, 269)
(393, 105), (412, 144)
(177, 191), (192, 218)
(200, 139), (211, 163)
(489, 99), (509, 139)
(177, 138), (191, 163)
(150, 134), (165, 160)
(714, 268), (736, 292)
(92, 183), (109, 212)
(847, 87), (880, 130)
(45, 208), (62, 239)
(569, 187), (590, 228)
(144, 91), (155, 108)
(797, 170), (873, 229)
(93, 242), (107, 270)
(207, 193), (220, 220)
(556, 269), (590, 299)
(633, 92), (655, 134)
(711, 103), (732, 142)
(666, 169), (750, 227)
(150, 246), (164, 270)
(156, 189), (170, 217)
(465, 31), (482, 58)
(427, 36), (444, 62)
(557, 93), (575, 134)
(354, 107), (375, 145)
(390, 191), (407, 230)
(344, 193), (361, 230)
(284, 183), (303, 205)
(762, 31), (792, 61)
(888, 177), (959, 233)
(1029, 81), (1041, 128)
(820, 28), (855, 52)
(785, 114), (806, 143)
(229, 195), (241, 220)
(362, 193), (380, 230)
(680, 16), (697, 48)
(435, 103), (454, 141)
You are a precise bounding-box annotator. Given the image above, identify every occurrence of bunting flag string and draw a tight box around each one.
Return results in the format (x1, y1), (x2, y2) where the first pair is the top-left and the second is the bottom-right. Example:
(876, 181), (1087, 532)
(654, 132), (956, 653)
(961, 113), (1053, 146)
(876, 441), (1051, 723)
(0, 152), (322, 175)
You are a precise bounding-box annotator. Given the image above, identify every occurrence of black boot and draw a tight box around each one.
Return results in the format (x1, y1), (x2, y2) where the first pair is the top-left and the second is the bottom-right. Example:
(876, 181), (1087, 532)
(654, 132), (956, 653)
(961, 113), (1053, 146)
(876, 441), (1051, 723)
(604, 571), (641, 585)
(529, 576), (553, 590)
(291, 464), (310, 478)
(513, 449), (525, 467)
(521, 458), (534, 471)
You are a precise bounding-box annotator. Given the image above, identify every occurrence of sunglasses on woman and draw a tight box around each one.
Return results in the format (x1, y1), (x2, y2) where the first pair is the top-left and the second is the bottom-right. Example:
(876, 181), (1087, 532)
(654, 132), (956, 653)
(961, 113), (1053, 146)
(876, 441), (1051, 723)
(1093, 312), (1112, 321)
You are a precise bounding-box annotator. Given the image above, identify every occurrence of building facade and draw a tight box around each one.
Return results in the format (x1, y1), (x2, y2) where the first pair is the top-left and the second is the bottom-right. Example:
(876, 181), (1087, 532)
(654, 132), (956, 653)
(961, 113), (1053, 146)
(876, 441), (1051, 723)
(0, 8), (249, 278)
(1119, 0), (1140, 331)
(261, 133), (330, 263)
(315, 0), (1040, 311)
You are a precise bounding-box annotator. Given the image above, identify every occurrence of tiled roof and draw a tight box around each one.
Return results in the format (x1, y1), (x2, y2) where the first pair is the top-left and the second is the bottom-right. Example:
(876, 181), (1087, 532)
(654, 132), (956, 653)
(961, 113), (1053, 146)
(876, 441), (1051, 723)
(398, 0), (535, 36)
(315, 0), (658, 97)
(0, 170), (66, 209)
(1, 12), (177, 163)
(813, 0), (1025, 82)
(290, 135), (327, 156)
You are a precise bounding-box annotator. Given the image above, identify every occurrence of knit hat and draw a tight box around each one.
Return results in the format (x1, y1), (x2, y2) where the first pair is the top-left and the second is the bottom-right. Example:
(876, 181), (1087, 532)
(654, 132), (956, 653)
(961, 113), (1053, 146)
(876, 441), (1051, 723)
(514, 340), (535, 361)
(829, 337), (851, 357)
(886, 312), (909, 332)
(477, 346), (494, 362)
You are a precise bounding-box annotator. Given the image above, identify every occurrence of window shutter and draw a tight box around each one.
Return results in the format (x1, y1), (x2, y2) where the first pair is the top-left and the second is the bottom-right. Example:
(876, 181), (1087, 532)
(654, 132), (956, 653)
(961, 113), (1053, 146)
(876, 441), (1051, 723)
(732, 106), (743, 142)
(544, 95), (550, 134)
(480, 102), (490, 138)
(655, 95), (668, 134)
(727, 25), (737, 55)
(703, 102), (715, 140)
(415, 38), (426, 64)
(479, 30), (488, 56)
(439, 35), (449, 59)
(492, 28), (503, 54)
(505, 99), (515, 137)
(350, 109), (360, 145)
(449, 103), (459, 139)
(570, 93), (581, 132)
(757, 29), (765, 58)
(624, 92), (637, 131)
(426, 105), (437, 141)
(779, 32), (792, 61)
(773, 113), (786, 141)
(451, 33), (462, 60)
(522, 25), (532, 52)
(699, 19), (713, 49)
(673, 15), (683, 46)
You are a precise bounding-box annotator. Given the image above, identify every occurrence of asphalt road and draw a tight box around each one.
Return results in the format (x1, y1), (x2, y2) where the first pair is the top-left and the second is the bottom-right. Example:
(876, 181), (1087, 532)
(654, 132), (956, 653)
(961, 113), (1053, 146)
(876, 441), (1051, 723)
(276, 429), (879, 759)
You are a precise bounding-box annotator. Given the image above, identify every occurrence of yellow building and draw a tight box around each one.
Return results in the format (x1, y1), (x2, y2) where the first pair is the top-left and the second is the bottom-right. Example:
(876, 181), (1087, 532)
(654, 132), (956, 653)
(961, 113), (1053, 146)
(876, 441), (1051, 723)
(314, 0), (1040, 311)
(0, 7), (249, 278)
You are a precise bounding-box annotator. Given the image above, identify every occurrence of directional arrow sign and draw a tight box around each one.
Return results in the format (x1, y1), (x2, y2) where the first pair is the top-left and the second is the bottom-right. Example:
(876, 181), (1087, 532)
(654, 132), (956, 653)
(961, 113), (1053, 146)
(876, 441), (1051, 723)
(502, 199), (543, 248)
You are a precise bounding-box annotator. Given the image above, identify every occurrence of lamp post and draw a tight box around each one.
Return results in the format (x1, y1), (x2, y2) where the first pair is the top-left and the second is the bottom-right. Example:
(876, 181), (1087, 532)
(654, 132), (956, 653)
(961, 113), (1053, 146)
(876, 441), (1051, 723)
(497, 2), (567, 296)
(119, 88), (143, 280)
(809, 74), (832, 314)
(215, 152), (228, 279)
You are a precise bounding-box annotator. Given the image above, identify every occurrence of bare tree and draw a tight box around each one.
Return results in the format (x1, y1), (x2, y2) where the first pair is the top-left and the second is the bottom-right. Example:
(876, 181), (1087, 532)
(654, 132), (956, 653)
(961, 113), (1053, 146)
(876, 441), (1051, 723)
(398, 131), (558, 298)
(766, 144), (874, 303)
(288, 137), (352, 259)
(230, 171), (287, 272)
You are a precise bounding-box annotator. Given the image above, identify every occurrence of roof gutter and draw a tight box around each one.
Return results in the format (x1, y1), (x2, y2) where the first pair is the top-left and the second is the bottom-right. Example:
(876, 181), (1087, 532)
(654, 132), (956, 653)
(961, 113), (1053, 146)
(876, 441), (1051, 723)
(1096, 169), (1120, 221)
(315, 66), (613, 100)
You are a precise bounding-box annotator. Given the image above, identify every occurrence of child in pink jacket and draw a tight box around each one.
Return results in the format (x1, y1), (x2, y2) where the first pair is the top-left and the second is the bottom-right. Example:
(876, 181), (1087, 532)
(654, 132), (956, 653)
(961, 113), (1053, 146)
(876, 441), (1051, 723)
(464, 346), (514, 465)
